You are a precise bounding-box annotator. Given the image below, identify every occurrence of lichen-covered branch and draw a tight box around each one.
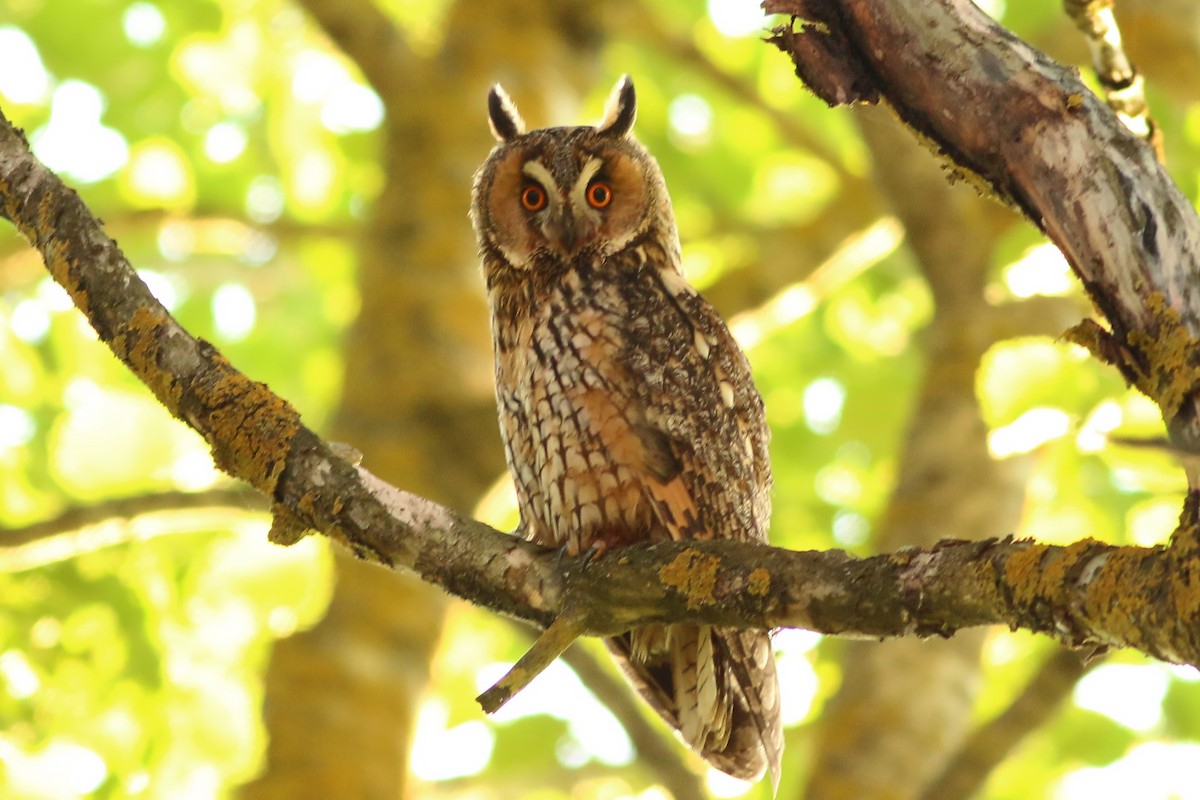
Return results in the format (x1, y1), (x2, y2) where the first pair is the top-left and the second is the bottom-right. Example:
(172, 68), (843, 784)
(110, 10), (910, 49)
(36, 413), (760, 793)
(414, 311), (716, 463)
(0, 105), (551, 626)
(763, 0), (1200, 616)
(3, 36), (1200, 695)
(764, 0), (1200, 475)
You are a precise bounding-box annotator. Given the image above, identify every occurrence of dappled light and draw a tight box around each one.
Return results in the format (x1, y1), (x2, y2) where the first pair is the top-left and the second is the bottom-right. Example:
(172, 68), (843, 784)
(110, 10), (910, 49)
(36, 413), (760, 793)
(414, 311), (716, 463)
(3, 0), (1200, 798)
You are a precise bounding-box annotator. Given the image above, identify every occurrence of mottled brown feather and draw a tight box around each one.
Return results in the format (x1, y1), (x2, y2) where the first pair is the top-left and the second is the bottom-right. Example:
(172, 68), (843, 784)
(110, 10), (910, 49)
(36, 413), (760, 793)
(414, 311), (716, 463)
(472, 77), (782, 789)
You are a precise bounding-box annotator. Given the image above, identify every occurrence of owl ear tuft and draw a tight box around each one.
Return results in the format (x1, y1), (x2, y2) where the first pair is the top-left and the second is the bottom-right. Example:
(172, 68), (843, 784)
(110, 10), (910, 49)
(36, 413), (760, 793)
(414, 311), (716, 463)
(488, 84), (526, 142)
(596, 75), (636, 138)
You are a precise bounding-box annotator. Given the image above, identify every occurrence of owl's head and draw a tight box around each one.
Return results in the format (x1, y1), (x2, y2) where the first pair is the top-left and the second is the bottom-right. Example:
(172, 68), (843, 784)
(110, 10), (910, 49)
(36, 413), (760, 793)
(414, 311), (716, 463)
(471, 76), (675, 279)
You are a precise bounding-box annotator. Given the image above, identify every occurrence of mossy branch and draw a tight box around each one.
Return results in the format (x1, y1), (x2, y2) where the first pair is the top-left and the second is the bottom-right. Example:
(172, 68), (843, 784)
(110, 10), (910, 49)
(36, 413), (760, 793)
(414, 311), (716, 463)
(5, 0), (1200, 696)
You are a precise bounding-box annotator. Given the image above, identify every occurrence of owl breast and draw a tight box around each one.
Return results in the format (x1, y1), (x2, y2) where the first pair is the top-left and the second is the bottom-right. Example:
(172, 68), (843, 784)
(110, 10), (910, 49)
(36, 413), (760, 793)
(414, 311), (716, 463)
(474, 75), (781, 786)
(494, 250), (668, 556)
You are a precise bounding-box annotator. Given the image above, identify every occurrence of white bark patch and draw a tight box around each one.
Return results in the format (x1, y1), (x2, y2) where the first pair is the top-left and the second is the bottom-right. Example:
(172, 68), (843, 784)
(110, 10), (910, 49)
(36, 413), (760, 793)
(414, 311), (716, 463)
(357, 465), (456, 533)
(1075, 551), (1111, 587)
(311, 457), (333, 488)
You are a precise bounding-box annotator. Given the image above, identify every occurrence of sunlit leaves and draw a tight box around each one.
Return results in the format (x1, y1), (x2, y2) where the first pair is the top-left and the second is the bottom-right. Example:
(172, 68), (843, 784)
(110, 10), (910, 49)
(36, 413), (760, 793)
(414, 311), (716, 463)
(2, 0), (1200, 797)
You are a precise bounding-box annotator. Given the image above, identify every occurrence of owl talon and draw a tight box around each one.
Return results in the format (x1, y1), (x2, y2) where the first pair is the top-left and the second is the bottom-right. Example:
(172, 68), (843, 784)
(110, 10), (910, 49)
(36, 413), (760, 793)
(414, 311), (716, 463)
(579, 540), (607, 566)
(552, 542), (572, 573)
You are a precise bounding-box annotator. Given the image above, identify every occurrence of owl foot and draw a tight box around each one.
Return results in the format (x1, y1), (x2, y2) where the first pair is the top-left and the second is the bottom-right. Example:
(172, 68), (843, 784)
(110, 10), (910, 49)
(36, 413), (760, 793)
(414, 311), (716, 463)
(555, 540), (607, 574)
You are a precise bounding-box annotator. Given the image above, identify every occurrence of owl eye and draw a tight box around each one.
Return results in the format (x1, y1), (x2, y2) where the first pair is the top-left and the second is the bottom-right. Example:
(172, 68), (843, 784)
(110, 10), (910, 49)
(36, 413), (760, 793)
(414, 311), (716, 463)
(586, 181), (613, 209)
(520, 185), (547, 212)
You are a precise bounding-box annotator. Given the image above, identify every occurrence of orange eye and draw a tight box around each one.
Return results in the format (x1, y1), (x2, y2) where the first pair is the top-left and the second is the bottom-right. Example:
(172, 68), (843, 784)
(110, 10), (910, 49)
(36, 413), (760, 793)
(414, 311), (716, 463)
(520, 185), (546, 211)
(586, 181), (613, 208)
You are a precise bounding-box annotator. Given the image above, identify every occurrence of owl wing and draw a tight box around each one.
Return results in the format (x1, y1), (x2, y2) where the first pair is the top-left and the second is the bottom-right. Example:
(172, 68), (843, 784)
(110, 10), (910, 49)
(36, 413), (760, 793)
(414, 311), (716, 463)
(577, 248), (781, 786)
(618, 253), (771, 547)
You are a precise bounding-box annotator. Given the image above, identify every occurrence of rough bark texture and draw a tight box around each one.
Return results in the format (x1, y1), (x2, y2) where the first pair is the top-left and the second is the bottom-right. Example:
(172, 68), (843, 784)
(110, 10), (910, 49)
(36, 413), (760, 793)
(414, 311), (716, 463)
(763, 0), (1200, 667)
(765, 0), (1200, 474)
(762, 3), (1200, 795)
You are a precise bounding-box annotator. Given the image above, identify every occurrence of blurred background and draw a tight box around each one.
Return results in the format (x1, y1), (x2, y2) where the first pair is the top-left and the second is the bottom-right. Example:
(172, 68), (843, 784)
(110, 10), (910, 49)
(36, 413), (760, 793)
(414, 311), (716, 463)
(2, 0), (1200, 798)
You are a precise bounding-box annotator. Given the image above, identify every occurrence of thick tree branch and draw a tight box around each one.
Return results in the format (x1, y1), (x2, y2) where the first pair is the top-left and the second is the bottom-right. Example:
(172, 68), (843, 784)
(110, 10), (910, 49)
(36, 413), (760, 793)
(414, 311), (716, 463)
(2, 94), (1200, 675)
(764, 0), (1200, 632)
(765, 0), (1200, 472)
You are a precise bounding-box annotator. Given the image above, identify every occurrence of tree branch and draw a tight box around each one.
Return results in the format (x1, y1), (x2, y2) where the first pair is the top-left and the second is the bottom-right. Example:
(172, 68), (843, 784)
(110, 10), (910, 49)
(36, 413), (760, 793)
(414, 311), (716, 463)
(765, 0), (1200, 473)
(1062, 0), (1160, 156)
(1, 487), (261, 548)
(0, 487), (262, 570)
(2, 93), (1200, 677)
(764, 0), (1200, 641)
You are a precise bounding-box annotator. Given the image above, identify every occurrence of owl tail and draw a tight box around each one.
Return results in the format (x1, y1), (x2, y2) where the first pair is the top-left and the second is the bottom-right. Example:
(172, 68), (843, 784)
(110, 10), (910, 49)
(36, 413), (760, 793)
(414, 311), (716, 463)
(608, 625), (783, 792)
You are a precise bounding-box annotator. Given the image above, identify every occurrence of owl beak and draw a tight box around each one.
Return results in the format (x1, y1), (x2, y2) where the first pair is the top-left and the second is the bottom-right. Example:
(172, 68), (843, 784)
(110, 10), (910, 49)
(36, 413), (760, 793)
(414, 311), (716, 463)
(544, 208), (589, 256)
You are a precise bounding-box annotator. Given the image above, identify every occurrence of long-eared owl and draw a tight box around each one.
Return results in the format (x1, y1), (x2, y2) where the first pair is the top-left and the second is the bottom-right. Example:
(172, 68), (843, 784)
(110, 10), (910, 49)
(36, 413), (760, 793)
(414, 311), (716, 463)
(470, 76), (782, 787)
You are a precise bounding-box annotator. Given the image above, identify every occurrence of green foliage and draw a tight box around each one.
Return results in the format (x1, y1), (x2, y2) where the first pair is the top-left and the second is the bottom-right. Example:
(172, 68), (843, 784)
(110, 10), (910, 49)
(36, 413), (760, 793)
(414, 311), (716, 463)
(2, 0), (1200, 798)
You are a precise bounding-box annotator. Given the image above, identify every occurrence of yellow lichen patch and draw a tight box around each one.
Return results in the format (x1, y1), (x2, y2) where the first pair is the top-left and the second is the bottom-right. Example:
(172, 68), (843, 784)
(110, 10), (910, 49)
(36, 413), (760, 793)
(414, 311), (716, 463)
(1169, 557), (1200, 622)
(1004, 540), (1099, 606)
(747, 567), (771, 597)
(659, 549), (721, 610)
(1002, 545), (1051, 605)
(195, 354), (302, 493)
(41, 238), (91, 318)
(1127, 293), (1200, 416)
(1170, 497), (1200, 553)
(1061, 318), (1124, 369)
(1077, 547), (1165, 649)
(268, 503), (311, 546)
(122, 305), (183, 412)
(1043, 540), (1097, 593)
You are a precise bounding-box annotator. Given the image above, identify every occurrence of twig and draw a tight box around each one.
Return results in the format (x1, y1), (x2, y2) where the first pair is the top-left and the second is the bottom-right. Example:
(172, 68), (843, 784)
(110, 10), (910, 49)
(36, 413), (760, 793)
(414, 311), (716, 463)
(1062, 0), (1161, 159)
(478, 612), (590, 712)
(0, 487), (262, 570)
(1, 487), (261, 549)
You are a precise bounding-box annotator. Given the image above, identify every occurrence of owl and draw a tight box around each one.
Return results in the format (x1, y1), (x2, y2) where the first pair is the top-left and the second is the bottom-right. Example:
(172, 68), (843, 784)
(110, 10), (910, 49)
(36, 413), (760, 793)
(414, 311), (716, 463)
(470, 75), (783, 788)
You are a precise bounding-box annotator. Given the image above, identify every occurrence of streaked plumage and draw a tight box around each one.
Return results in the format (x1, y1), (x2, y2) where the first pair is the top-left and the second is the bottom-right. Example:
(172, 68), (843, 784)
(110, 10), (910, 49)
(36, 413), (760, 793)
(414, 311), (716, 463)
(471, 76), (782, 787)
